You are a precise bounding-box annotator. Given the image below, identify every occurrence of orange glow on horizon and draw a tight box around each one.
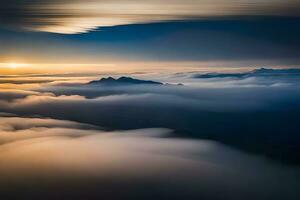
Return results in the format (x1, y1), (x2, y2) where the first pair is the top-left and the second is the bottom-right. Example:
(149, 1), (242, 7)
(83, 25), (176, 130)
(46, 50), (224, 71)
(0, 61), (246, 75)
(0, 61), (294, 76)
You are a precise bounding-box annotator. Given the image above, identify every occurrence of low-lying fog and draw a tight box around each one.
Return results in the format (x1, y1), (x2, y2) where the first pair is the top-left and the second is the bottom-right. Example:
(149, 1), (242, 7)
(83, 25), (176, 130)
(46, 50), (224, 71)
(0, 116), (299, 200)
(0, 68), (299, 199)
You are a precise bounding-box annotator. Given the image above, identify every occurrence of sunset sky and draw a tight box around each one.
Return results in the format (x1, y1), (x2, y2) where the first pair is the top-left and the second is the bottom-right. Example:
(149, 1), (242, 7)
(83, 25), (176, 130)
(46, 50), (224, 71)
(0, 0), (300, 74)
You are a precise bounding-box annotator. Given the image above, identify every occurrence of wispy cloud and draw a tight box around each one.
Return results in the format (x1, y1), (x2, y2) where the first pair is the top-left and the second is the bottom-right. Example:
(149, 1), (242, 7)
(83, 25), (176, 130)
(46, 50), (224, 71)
(1, 0), (299, 33)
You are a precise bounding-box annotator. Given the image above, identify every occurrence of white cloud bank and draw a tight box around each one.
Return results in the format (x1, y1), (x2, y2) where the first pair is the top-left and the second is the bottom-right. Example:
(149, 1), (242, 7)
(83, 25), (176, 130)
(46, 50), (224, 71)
(0, 115), (299, 199)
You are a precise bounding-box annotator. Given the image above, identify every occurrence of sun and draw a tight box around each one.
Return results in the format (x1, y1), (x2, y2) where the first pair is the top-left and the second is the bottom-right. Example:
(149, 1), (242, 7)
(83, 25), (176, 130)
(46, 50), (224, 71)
(8, 63), (18, 69)
(7, 63), (28, 69)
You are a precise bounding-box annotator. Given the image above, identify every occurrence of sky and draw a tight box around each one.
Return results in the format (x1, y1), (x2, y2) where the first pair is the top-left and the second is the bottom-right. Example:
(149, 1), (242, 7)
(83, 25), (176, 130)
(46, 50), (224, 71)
(0, 0), (300, 74)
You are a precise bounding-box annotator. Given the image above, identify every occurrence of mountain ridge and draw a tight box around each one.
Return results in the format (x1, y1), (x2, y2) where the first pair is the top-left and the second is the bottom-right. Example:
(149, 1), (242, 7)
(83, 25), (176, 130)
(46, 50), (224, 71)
(88, 76), (163, 86)
(194, 68), (300, 79)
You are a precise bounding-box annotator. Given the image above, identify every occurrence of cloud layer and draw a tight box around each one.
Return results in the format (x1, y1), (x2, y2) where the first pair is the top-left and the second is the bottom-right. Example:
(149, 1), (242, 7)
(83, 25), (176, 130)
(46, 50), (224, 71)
(0, 68), (299, 163)
(0, 68), (300, 199)
(0, 116), (299, 199)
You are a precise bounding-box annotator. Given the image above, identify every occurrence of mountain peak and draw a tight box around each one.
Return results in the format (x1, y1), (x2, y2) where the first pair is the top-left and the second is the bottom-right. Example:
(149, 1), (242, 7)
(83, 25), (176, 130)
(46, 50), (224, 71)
(252, 68), (274, 73)
(88, 76), (163, 86)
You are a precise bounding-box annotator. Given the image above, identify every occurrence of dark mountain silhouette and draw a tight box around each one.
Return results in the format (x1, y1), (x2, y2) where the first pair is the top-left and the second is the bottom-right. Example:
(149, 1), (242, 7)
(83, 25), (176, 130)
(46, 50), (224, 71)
(88, 76), (163, 86)
(194, 68), (300, 79)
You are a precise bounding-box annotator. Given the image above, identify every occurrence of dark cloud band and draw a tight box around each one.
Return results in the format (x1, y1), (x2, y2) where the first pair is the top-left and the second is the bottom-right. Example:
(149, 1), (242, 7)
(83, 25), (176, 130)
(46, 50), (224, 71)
(1, 0), (299, 33)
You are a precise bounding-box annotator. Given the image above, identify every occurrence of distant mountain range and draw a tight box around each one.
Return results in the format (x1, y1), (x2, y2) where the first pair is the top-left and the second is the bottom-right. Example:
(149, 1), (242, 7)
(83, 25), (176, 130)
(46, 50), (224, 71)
(88, 76), (163, 86)
(194, 68), (300, 79)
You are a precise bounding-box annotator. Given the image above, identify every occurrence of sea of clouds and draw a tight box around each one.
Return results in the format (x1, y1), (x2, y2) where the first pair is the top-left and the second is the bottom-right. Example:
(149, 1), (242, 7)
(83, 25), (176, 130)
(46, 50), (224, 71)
(0, 68), (299, 199)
